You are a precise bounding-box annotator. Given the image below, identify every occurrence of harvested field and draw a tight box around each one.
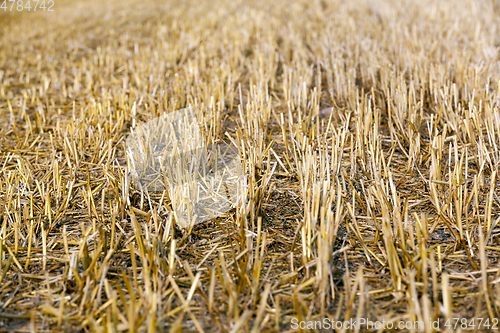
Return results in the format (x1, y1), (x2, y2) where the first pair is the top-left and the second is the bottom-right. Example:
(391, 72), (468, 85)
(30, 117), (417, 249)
(2, 0), (500, 331)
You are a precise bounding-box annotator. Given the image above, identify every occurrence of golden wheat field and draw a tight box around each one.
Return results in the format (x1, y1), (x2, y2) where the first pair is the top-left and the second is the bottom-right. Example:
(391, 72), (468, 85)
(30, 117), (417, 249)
(2, 0), (500, 331)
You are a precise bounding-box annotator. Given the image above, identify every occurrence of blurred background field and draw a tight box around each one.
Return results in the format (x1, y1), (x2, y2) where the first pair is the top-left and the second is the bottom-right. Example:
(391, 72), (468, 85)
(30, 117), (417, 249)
(2, 0), (500, 331)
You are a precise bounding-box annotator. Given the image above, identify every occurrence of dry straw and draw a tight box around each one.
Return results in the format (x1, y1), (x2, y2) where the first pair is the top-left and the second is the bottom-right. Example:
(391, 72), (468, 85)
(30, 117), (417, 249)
(1, 0), (500, 331)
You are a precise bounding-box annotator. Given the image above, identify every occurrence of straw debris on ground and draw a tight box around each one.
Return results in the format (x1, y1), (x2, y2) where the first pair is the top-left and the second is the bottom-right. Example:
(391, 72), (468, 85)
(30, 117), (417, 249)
(1, 0), (500, 331)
